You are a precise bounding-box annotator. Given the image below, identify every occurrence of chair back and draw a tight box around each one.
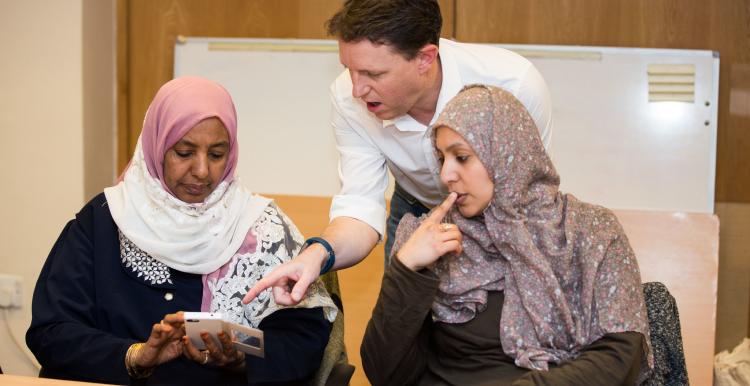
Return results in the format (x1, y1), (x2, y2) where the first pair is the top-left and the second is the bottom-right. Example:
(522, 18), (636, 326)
(314, 272), (354, 386)
(614, 209), (718, 385)
(642, 282), (690, 386)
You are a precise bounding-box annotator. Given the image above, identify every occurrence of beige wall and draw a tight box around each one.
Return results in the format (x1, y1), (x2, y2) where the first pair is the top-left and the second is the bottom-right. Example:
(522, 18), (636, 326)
(0, 0), (115, 376)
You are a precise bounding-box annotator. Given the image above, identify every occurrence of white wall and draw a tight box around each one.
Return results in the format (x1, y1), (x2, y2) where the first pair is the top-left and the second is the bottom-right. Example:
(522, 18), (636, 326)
(0, 0), (115, 376)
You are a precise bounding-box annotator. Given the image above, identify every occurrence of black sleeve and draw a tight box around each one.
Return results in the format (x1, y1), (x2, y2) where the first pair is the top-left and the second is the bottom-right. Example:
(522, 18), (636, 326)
(25, 202), (133, 384)
(246, 307), (332, 386)
(512, 332), (645, 386)
(360, 255), (439, 386)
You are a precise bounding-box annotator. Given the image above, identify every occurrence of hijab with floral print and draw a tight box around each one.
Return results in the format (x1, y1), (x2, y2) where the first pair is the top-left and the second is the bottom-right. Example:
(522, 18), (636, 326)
(392, 85), (653, 379)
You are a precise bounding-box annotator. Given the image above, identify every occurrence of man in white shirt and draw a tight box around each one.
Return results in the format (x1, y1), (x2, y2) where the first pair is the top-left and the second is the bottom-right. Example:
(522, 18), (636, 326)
(244, 0), (552, 306)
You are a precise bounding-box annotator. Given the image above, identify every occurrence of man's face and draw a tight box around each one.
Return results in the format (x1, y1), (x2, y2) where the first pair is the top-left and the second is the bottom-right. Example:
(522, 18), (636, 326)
(339, 39), (424, 121)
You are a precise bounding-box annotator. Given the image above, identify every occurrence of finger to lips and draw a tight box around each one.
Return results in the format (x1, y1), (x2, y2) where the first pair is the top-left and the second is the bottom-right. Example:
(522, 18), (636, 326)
(427, 192), (457, 223)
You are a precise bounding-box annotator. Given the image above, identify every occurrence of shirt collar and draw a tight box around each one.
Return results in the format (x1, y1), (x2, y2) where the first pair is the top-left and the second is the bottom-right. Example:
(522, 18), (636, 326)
(433, 39), (462, 124)
(382, 39), (463, 132)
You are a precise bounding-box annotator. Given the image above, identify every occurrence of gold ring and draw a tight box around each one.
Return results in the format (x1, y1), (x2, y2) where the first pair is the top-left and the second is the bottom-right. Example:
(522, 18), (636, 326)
(202, 351), (209, 365)
(440, 223), (452, 232)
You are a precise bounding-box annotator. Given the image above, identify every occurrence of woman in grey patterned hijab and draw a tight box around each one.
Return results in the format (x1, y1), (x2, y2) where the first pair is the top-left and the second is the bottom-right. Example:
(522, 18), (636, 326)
(392, 84), (653, 382)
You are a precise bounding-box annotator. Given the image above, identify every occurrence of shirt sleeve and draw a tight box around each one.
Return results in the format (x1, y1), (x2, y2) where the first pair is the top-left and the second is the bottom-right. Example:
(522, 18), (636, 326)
(360, 255), (439, 386)
(328, 81), (390, 237)
(515, 64), (554, 154)
(511, 332), (645, 386)
(26, 205), (134, 384)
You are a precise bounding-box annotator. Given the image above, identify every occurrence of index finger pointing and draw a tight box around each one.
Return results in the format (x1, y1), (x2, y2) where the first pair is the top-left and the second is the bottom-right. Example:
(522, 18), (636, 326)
(427, 192), (457, 223)
(242, 269), (284, 304)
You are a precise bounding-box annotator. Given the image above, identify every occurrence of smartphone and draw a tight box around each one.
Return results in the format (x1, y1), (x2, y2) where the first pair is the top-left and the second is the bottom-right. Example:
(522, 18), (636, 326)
(184, 311), (224, 350)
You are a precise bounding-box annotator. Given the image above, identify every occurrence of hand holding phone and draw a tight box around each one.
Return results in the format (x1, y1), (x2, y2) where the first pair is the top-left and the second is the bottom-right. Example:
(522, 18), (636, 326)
(183, 311), (265, 358)
(183, 312), (224, 350)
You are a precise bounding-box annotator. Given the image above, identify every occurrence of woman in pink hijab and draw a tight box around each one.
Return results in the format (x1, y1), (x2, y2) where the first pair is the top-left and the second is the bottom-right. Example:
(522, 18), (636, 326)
(361, 85), (653, 385)
(27, 77), (337, 385)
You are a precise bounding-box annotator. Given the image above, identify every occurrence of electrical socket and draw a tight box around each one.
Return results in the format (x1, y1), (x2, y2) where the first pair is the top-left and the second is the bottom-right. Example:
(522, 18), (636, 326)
(0, 274), (22, 309)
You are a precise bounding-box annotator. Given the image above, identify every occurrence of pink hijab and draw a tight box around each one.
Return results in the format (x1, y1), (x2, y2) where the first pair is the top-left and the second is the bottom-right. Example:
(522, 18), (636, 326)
(393, 85), (653, 379)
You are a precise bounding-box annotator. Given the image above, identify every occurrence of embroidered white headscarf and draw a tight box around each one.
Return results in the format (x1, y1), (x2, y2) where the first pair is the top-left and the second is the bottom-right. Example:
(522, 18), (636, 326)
(105, 76), (271, 274)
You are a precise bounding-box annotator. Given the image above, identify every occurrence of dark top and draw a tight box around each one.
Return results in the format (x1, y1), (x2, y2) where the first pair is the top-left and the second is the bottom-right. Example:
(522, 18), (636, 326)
(361, 256), (644, 386)
(26, 193), (330, 386)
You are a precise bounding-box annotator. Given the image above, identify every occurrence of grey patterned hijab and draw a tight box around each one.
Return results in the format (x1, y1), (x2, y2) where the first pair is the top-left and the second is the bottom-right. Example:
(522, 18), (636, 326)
(392, 85), (653, 379)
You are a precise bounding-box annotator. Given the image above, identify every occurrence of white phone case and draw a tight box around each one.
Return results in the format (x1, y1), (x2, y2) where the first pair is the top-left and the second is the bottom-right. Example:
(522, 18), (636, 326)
(184, 312), (224, 350)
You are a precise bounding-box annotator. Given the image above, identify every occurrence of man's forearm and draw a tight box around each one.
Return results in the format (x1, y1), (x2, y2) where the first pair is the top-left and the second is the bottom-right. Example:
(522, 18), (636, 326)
(318, 216), (379, 271)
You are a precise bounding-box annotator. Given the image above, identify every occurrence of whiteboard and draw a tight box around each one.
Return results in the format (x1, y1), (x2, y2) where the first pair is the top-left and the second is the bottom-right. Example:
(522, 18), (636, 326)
(174, 37), (718, 213)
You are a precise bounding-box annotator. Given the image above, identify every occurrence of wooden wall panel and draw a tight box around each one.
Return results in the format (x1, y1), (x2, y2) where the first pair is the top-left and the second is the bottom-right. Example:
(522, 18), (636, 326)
(116, 0), (130, 175)
(715, 202), (750, 352)
(456, 0), (713, 47)
(714, 1), (750, 203)
(455, 0), (750, 202)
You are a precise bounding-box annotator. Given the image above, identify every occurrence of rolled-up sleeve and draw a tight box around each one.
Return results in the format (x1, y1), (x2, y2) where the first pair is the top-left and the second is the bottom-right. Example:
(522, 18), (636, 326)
(328, 83), (389, 237)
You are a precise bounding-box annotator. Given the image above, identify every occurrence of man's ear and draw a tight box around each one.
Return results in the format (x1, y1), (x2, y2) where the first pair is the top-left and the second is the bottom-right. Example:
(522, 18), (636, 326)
(416, 44), (439, 74)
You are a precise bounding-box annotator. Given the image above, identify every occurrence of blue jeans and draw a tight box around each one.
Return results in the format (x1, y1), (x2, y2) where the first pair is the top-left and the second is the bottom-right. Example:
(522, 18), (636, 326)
(384, 184), (430, 267)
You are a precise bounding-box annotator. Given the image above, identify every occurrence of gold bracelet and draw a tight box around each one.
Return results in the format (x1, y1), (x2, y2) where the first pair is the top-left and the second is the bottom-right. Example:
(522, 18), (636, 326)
(125, 342), (154, 379)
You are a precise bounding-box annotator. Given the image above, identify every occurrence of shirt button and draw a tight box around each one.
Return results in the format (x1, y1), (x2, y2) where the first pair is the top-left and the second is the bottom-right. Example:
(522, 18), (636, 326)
(164, 292), (174, 301)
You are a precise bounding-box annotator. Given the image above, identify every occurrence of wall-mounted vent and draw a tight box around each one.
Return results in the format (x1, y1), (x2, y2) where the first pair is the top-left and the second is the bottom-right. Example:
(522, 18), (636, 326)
(648, 64), (695, 102)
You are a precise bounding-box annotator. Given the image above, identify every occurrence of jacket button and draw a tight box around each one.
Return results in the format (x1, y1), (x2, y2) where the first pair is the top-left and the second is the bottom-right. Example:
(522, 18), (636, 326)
(164, 292), (174, 301)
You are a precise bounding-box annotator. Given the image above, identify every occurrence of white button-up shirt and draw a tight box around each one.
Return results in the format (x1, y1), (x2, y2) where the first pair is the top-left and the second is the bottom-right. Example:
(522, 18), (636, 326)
(329, 39), (553, 236)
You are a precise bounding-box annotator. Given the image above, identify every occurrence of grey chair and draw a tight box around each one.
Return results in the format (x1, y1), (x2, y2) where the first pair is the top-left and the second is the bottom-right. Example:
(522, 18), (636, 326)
(315, 272), (355, 386)
(642, 282), (689, 386)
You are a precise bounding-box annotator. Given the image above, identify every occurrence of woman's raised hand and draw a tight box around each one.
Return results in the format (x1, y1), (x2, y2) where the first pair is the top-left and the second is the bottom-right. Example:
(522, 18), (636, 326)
(396, 192), (462, 271)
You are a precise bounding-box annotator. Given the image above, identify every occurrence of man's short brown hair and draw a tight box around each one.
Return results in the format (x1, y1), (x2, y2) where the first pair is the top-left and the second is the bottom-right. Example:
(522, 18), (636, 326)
(326, 0), (442, 60)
